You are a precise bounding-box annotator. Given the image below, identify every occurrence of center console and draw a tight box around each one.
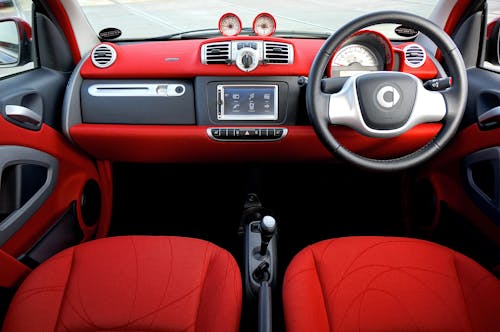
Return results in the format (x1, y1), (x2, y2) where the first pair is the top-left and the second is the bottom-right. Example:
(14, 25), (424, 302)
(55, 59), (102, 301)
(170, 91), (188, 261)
(194, 76), (303, 127)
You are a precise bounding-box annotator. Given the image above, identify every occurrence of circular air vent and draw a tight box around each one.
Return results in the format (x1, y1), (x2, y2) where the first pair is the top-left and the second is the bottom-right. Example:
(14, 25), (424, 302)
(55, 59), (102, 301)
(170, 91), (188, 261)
(91, 44), (117, 68)
(403, 44), (426, 68)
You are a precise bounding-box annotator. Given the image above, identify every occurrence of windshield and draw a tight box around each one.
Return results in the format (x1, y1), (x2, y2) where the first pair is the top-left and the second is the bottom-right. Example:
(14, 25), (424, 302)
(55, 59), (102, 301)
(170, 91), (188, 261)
(77, 0), (441, 40)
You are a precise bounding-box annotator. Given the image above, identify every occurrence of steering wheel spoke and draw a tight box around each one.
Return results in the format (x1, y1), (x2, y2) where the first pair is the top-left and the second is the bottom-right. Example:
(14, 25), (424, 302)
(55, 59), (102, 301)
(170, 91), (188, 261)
(328, 72), (447, 138)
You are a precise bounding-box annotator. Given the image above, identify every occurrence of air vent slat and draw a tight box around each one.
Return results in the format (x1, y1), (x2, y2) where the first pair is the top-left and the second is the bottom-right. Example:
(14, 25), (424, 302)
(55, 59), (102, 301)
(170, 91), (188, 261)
(404, 44), (426, 68)
(202, 42), (231, 64)
(264, 41), (293, 64)
(91, 44), (117, 68)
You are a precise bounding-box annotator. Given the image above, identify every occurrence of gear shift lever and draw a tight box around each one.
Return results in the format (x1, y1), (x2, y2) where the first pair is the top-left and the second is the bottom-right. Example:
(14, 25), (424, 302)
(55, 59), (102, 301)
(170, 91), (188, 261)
(259, 215), (276, 256)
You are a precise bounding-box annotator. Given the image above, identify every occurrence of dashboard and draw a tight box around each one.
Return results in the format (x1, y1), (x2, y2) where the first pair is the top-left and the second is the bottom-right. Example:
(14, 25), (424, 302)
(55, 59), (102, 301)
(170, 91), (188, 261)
(63, 14), (442, 163)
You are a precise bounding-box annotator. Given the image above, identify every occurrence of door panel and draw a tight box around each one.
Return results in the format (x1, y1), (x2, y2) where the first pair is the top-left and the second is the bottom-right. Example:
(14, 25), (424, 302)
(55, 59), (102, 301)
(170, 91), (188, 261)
(0, 2), (112, 270)
(399, 64), (500, 279)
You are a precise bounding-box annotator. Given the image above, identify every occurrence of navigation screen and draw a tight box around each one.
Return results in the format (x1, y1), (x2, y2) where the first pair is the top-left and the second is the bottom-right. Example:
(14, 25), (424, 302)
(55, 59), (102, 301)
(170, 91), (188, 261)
(217, 85), (278, 120)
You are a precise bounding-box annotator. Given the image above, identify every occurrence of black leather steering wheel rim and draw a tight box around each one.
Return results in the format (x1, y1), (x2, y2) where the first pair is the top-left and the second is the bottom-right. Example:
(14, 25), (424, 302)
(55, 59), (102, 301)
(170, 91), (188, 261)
(307, 10), (467, 172)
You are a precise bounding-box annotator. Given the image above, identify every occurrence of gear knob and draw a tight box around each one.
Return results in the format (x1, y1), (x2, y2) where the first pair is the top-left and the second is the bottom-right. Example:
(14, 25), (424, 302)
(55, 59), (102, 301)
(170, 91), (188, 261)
(259, 215), (276, 256)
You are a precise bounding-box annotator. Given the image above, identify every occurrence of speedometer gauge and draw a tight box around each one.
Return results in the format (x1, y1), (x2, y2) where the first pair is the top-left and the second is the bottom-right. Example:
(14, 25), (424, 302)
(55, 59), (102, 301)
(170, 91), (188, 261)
(218, 13), (242, 36)
(253, 12), (276, 36)
(332, 44), (379, 68)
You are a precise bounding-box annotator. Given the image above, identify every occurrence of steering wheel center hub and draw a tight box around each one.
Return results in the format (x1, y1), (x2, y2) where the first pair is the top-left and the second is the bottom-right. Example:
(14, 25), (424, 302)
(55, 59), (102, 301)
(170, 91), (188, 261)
(356, 72), (417, 130)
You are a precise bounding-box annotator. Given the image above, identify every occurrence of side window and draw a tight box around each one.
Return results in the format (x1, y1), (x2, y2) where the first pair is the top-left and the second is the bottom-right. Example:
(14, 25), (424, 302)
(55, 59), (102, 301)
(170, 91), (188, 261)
(0, 0), (34, 79)
(483, 1), (500, 72)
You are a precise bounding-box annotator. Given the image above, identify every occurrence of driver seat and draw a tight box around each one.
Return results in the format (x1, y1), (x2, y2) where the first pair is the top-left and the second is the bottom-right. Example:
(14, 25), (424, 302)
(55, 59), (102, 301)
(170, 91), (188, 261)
(282, 236), (500, 332)
(1, 235), (242, 332)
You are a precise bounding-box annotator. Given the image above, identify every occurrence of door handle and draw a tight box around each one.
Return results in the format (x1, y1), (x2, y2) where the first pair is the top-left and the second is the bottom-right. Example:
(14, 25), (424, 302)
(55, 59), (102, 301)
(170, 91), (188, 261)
(5, 105), (42, 126)
(478, 106), (500, 128)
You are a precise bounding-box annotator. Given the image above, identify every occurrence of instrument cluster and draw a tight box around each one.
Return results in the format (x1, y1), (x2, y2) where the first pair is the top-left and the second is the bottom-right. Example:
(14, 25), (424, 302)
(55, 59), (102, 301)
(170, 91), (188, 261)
(329, 30), (394, 77)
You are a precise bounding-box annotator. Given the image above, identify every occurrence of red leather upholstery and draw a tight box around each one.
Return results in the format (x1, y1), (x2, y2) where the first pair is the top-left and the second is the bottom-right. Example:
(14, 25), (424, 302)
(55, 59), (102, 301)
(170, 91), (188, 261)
(2, 236), (242, 332)
(283, 236), (500, 332)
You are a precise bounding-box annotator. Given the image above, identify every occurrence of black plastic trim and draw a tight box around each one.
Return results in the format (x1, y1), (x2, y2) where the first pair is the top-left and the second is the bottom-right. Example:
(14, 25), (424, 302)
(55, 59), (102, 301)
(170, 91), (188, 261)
(19, 202), (83, 268)
(462, 146), (500, 225)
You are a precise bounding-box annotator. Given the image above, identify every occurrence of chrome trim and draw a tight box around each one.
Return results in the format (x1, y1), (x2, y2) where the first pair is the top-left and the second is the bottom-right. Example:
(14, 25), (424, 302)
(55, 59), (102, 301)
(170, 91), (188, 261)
(403, 44), (427, 68)
(263, 41), (294, 64)
(5, 105), (42, 126)
(91, 44), (117, 68)
(87, 84), (186, 97)
(201, 42), (232, 64)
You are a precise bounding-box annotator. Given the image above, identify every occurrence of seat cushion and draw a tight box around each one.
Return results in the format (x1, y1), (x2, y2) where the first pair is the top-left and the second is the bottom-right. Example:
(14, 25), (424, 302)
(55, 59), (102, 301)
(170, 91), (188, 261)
(283, 236), (500, 332)
(2, 235), (242, 332)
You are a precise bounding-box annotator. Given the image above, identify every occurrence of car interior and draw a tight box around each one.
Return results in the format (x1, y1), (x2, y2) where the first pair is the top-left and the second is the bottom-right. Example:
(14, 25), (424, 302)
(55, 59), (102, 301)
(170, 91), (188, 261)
(0, 0), (500, 331)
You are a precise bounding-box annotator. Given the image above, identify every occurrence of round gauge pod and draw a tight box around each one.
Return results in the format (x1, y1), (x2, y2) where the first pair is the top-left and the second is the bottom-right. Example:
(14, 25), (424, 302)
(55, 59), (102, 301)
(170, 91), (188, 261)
(218, 13), (242, 36)
(253, 12), (276, 36)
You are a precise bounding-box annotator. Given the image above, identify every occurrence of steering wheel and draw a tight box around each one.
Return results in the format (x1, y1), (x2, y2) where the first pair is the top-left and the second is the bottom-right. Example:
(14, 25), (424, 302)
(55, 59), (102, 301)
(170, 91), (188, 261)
(307, 11), (467, 172)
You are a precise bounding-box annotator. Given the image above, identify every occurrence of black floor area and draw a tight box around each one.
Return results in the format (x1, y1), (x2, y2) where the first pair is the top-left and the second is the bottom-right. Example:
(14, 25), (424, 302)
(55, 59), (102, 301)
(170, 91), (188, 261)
(109, 162), (409, 331)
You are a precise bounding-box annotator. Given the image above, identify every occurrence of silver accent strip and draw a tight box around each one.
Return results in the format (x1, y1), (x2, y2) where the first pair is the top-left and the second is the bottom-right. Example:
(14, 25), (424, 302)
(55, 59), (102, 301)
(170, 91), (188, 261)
(328, 72), (446, 138)
(206, 128), (288, 142)
(0, 146), (58, 246)
(62, 53), (88, 143)
(87, 84), (186, 97)
(5, 105), (42, 126)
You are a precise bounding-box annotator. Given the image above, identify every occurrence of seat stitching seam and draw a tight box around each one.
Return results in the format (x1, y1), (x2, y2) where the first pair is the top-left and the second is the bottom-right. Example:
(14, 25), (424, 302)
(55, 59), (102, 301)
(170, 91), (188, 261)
(312, 249), (333, 332)
(194, 241), (212, 332)
(54, 248), (76, 331)
(452, 253), (473, 332)
(149, 236), (174, 329)
(126, 236), (140, 327)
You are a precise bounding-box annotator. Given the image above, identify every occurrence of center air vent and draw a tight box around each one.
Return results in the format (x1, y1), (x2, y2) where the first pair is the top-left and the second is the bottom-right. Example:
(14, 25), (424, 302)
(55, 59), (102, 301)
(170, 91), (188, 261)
(264, 42), (293, 64)
(404, 44), (426, 68)
(201, 42), (231, 64)
(91, 44), (117, 68)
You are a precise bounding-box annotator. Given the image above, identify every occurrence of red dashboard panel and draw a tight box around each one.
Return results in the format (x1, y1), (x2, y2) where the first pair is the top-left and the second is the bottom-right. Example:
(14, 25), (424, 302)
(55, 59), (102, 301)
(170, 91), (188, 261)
(80, 37), (438, 79)
(80, 38), (323, 78)
(70, 124), (441, 163)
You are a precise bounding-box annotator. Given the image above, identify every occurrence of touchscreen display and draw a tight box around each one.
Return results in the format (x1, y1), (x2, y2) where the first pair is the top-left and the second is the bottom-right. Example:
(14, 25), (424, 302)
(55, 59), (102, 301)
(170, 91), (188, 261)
(217, 85), (278, 120)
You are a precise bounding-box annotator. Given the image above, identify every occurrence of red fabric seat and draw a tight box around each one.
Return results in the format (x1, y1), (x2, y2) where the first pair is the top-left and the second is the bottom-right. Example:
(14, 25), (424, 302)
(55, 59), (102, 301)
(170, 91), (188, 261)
(2, 235), (242, 332)
(283, 236), (500, 332)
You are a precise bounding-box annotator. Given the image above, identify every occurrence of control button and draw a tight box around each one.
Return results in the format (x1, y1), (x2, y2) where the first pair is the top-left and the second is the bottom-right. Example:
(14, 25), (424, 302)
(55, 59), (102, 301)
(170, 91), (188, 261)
(241, 129), (258, 138)
(211, 128), (220, 137)
(175, 85), (184, 94)
(208, 128), (287, 141)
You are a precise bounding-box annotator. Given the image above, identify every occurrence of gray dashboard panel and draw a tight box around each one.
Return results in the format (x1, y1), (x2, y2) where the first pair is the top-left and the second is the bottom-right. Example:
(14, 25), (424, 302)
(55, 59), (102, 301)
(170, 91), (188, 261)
(81, 79), (196, 124)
